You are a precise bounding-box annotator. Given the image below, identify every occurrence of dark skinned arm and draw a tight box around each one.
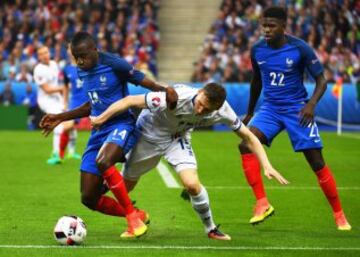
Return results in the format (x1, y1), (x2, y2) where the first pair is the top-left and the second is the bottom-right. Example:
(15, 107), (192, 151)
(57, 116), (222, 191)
(299, 73), (327, 127)
(39, 101), (91, 136)
(243, 69), (262, 125)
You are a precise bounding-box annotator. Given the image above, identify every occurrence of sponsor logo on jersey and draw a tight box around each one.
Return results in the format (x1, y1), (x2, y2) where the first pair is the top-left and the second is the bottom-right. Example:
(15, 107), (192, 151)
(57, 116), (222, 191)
(257, 61), (266, 65)
(311, 59), (319, 64)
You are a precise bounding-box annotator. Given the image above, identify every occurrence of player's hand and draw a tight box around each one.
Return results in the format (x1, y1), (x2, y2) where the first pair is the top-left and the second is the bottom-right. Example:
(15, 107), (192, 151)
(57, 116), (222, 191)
(165, 87), (178, 110)
(242, 114), (253, 125)
(264, 166), (289, 185)
(299, 102), (315, 127)
(39, 114), (62, 137)
(89, 116), (103, 130)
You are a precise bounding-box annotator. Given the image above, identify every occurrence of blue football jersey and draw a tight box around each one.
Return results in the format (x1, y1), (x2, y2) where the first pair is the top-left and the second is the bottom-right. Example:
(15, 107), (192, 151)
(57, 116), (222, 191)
(251, 35), (324, 106)
(77, 52), (145, 126)
(63, 64), (88, 109)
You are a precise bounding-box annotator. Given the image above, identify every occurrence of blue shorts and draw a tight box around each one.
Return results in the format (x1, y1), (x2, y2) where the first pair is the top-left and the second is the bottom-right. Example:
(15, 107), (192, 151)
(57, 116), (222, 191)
(80, 123), (140, 176)
(249, 104), (323, 152)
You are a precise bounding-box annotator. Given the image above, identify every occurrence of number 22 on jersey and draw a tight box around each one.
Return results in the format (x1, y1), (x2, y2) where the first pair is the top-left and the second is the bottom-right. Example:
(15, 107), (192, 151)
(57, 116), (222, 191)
(270, 72), (285, 86)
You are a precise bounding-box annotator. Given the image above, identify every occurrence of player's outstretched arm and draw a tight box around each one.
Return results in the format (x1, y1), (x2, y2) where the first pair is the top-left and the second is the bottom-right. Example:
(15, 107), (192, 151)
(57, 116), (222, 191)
(90, 95), (146, 129)
(235, 125), (289, 185)
(40, 101), (91, 137)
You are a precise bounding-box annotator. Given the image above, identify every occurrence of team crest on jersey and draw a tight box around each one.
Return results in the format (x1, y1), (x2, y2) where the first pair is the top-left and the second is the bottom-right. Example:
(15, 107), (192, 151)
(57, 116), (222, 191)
(286, 58), (294, 67)
(99, 75), (107, 86)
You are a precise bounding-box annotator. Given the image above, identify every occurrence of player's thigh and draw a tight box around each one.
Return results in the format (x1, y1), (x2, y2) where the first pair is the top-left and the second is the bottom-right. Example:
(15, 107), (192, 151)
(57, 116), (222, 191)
(248, 107), (284, 146)
(164, 137), (197, 172)
(38, 99), (64, 114)
(99, 124), (140, 164)
(122, 137), (163, 181)
(282, 112), (323, 152)
(97, 142), (126, 169)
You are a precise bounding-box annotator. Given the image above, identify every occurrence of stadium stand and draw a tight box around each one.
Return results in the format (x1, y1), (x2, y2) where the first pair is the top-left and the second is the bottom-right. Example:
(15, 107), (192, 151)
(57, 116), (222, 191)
(0, 0), (160, 84)
(191, 0), (360, 84)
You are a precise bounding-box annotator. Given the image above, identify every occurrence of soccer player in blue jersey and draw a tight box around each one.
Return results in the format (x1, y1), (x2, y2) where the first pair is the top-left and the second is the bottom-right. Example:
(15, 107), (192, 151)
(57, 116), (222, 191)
(40, 31), (178, 238)
(59, 50), (88, 160)
(239, 6), (351, 230)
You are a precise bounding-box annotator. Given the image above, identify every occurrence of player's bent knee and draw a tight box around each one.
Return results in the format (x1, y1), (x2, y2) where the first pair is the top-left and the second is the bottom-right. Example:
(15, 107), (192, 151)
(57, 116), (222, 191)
(239, 141), (251, 154)
(81, 194), (98, 210)
(184, 181), (201, 195)
(311, 160), (325, 172)
(124, 178), (138, 192)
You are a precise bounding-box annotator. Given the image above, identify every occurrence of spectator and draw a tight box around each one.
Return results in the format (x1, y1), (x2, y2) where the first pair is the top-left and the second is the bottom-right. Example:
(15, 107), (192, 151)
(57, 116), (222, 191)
(22, 84), (38, 130)
(193, 0), (360, 83)
(0, 82), (15, 106)
(16, 64), (33, 83)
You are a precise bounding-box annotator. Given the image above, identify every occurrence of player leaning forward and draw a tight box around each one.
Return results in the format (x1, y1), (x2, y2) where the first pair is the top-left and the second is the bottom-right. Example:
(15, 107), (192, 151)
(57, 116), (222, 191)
(40, 32), (178, 238)
(91, 82), (289, 240)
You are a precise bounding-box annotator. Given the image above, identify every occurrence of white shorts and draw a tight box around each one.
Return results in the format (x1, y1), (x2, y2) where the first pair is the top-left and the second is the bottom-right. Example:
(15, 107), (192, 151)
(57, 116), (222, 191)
(122, 136), (197, 181)
(38, 98), (64, 114)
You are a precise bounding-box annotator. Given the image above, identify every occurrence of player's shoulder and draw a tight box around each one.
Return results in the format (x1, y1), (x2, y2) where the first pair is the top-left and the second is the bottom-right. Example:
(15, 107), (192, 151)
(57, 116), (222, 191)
(287, 35), (312, 50)
(33, 62), (47, 74)
(251, 38), (267, 52)
(99, 52), (130, 70)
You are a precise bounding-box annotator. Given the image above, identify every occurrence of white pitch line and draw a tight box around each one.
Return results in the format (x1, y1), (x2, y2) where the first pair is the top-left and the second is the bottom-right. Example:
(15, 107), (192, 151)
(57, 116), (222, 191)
(156, 160), (181, 188)
(204, 186), (360, 190)
(0, 245), (360, 251)
(340, 133), (360, 140)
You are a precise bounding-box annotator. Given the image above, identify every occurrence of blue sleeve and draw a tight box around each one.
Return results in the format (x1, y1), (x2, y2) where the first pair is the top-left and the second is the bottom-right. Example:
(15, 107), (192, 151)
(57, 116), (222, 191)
(298, 42), (324, 78)
(101, 53), (145, 85)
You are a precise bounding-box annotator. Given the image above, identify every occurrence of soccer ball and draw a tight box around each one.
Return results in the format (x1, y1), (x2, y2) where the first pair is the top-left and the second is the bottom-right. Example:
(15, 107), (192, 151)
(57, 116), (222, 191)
(54, 215), (87, 245)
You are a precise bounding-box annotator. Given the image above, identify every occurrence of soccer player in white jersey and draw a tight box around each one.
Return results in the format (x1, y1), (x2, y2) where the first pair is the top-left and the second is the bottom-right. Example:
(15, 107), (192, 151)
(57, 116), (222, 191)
(33, 46), (66, 165)
(90, 82), (289, 240)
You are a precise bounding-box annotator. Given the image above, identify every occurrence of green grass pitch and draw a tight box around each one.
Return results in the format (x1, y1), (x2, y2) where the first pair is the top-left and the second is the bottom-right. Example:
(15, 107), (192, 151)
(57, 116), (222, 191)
(0, 130), (359, 257)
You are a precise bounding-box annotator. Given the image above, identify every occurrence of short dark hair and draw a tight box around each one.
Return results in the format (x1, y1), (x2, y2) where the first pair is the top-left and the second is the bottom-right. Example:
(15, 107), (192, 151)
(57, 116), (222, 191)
(71, 31), (96, 48)
(263, 6), (287, 22)
(203, 82), (226, 109)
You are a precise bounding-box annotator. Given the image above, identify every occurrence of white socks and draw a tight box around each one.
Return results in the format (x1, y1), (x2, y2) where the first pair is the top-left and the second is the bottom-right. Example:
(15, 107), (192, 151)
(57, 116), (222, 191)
(53, 124), (63, 155)
(190, 185), (216, 232)
(68, 129), (77, 155)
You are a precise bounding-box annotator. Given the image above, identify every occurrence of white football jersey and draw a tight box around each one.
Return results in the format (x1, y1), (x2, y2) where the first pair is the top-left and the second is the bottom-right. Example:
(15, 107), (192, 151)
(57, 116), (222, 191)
(137, 84), (242, 143)
(33, 60), (63, 113)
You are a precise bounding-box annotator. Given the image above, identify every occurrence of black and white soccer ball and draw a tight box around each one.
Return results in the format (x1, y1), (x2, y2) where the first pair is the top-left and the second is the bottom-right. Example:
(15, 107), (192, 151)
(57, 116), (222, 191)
(54, 215), (87, 245)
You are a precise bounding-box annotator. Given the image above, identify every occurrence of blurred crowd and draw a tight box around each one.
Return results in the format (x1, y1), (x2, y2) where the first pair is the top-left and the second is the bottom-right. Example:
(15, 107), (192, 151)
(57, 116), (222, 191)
(191, 0), (360, 84)
(0, 0), (160, 85)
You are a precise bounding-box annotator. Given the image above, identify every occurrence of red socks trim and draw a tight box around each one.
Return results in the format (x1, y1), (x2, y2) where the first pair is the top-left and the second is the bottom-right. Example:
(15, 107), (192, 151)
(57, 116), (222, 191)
(316, 165), (342, 213)
(59, 132), (69, 159)
(241, 153), (267, 201)
(103, 166), (135, 215)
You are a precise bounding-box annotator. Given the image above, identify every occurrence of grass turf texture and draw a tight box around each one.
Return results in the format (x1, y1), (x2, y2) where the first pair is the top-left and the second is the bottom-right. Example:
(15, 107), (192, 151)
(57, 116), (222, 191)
(0, 131), (359, 257)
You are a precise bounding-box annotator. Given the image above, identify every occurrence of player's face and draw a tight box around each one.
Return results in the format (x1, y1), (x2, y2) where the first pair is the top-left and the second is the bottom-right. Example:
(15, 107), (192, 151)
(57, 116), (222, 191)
(37, 47), (50, 65)
(261, 17), (285, 44)
(71, 42), (98, 70)
(194, 91), (217, 115)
